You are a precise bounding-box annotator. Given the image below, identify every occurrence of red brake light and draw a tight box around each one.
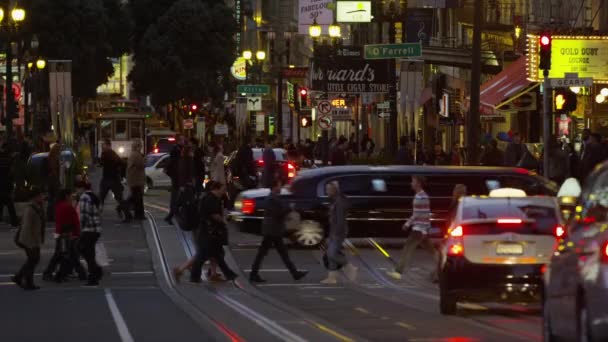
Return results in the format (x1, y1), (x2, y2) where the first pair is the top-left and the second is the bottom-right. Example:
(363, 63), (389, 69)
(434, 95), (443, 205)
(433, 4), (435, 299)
(583, 216), (596, 224)
(554, 225), (566, 238)
(168, 137), (176, 142)
(257, 160), (264, 166)
(287, 163), (296, 178)
(497, 218), (523, 224)
(153, 148), (159, 153)
(450, 225), (463, 237)
(601, 241), (608, 264)
(242, 199), (255, 215)
(447, 243), (464, 256)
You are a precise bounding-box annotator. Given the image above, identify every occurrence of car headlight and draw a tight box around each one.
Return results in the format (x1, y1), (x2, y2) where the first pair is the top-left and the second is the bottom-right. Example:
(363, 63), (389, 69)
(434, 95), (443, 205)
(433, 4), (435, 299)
(118, 147), (125, 154)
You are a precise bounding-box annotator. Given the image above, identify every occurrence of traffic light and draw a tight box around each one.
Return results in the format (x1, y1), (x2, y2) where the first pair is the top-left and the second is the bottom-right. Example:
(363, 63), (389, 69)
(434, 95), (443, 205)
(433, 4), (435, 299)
(300, 115), (311, 128)
(188, 103), (199, 116)
(299, 87), (308, 108)
(554, 88), (577, 113)
(539, 33), (552, 71)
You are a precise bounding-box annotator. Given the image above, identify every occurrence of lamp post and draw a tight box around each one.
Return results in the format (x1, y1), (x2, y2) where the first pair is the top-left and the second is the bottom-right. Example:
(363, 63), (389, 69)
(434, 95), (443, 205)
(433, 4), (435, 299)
(25, 57), (46, 139)
(309, 19), (341, 165)
(242, 49), (265, 83)
(0, 4), (25, 137)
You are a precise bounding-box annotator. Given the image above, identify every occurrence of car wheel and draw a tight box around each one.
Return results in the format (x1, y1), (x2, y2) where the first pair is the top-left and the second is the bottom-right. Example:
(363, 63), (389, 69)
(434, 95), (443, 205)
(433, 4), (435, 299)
(543, 302), (557, 342)
(291, 220), (324, 247)
(439, 279), (457, 315)
(578, 299), (592, 342)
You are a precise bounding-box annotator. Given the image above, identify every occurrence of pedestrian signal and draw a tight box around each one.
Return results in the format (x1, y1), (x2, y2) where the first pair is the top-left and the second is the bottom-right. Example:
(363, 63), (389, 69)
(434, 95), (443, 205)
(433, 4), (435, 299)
(554, 88), (577, 113)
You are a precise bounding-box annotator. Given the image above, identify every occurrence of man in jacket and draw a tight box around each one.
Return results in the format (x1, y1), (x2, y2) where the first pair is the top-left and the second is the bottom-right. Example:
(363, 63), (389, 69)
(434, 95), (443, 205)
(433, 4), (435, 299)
(260, 137), (276, 188)
(0, 141), (18, 227)
(233, 138), (256, 189)
(12, 188), (46, 290)
(249, 179), (307, 283)
(395, 136), (413, 165)
(580, 133), (606, 182)
(77, 181), (103, 286)
(190, 137), (206, 193)
(164, 135), (185, 224)
(481, 139), (504, 166)
(99, 139), (131, 222)
(504, 132), (525, 167)
(127, 139), (146, 221)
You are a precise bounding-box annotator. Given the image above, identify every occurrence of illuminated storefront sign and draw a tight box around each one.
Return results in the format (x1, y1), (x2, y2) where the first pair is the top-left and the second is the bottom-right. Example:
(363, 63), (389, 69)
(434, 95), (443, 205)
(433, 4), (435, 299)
(231, 57), (247, 81)
(336, 1), (371, 23)
(527, 35), (608, 83)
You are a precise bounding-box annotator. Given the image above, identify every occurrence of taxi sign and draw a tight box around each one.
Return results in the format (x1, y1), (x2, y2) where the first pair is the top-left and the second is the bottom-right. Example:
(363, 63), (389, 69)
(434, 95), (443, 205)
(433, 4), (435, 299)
(489, 188), (527, 198)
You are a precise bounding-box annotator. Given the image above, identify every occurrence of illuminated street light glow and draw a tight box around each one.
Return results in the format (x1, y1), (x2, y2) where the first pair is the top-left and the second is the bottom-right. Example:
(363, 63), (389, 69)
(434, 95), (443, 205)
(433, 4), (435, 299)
(596, 94), (606, 104)
(601, 88), (608, 97)
(36, 59), (46, 70)
(242, 50), (252, 60)
(328, 24), (341, 38)
(309, 20), (321, 38)
(514, 26), (521, 39)
(256, 50), (266, 61)
(0, 9), (4, 23)
(11, 8), (25, 22)
(570, 87), (580, 94)
(27, 62), (33, 69)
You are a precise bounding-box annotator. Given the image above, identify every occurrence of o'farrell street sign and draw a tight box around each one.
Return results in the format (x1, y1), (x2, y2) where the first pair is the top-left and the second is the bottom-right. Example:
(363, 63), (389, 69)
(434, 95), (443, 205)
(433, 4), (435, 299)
(237, 84), (270, 95)
(364, 43), (422, 60)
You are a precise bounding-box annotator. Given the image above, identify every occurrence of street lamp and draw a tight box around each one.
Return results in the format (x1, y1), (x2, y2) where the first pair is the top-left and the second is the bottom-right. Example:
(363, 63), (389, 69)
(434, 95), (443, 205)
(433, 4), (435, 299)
(309, 19), (322, 38)
(242, 50), (252, 60)
(36, 59), (46, 70)
(328, 24), (341, 38)
(256, 50), (266, 61)
(0, 5), (26, 136)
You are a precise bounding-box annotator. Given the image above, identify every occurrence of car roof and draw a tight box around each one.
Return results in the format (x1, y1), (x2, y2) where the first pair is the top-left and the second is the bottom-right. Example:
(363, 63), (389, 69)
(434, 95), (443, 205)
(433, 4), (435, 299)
(296, 165), (538, 179)
(461, 196), (557, 207)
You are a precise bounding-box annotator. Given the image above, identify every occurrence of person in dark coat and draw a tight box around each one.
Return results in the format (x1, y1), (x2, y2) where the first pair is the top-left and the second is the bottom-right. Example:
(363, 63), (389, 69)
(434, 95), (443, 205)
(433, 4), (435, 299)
(504, 132), (525, 167)
(580, 133), (606, 183)
(330, 137), (347, 166)
(249, 179), (307, 283)
(395, 136), (413, 165)
(164, 135), (185, 224)
(233, 138), (256, 189)
(480, 139), (504, 166)
(260, 137), (277, 188)
(0, 142), (19, 227)
(190, 138), (206, 194)
(98, 140), (131, 221)
(427, 144), (449, 165)
(546, 136), (570, 185)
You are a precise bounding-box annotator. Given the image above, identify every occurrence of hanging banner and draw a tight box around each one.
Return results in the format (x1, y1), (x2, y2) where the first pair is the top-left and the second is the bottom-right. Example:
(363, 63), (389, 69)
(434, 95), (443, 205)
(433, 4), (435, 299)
(311, 48), (391, 93)
(298, 0), (334, 35)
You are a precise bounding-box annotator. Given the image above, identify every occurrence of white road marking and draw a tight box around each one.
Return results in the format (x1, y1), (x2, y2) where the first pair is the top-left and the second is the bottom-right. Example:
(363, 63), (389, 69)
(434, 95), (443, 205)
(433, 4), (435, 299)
(104, 288), (135, 342)
(243, 269), (309, 272)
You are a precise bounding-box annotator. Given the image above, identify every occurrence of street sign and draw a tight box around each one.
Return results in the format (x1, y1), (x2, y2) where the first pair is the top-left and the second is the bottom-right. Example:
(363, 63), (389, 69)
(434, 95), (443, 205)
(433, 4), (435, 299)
(376, 101), (390, 109)
(332, 108), (352, 121)
(364, 43), (422, 60)
(318, 115), (332, 130)
(549, 77), (593, 88)
(247, 97), (262, 111)
(237, 84), (270, 95)
(214, 124), (229, 135)
(182, 119), (194, 130)
(377, 111), (390, 119)
(317, 100), (332, 115)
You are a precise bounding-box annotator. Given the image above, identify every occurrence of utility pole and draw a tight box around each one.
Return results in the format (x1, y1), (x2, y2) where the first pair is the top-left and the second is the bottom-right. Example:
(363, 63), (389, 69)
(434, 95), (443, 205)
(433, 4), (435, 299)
(467, 0), (483, 165)
(388, 18), (398, 155)
(543, 69), (551, 178)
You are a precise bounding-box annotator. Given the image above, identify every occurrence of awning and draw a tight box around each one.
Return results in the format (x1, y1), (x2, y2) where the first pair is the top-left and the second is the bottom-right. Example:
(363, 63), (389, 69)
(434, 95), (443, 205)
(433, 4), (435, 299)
(479, 56), (538, 112)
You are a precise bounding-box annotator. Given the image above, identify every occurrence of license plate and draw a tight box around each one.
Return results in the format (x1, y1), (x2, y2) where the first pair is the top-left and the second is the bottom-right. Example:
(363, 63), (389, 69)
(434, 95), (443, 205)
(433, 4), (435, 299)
(496, 243), (524, 255)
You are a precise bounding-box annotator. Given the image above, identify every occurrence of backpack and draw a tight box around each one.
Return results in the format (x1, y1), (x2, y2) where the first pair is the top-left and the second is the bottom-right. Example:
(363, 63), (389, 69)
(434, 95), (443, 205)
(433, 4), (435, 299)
(176, 186), (200, 231)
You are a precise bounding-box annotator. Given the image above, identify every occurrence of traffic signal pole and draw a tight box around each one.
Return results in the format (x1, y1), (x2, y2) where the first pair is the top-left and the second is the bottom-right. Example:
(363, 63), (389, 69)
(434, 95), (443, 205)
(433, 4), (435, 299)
(543, 69), (551, 178)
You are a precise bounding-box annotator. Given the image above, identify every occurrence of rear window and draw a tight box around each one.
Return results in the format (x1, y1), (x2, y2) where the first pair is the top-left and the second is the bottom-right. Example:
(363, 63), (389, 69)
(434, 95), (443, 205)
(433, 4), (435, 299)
(461, 200), (559, 234)
(157, 139), (176, 152)
(253, 150), (286, 161)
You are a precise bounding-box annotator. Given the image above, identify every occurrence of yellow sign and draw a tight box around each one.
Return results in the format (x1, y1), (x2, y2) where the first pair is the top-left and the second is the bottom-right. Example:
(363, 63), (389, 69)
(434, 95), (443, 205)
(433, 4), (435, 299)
(555, 94), (566, 110)
(527, 35), (608, 83)
(230, 57), (247, 81)
(331, 98), (346, 107)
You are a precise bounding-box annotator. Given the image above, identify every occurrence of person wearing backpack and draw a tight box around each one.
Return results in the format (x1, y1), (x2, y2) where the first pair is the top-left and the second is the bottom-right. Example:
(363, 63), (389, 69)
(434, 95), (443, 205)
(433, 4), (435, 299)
(189, 181), (237, 283)
(76, 181), (103, 286)
(12, 188), (47, 290)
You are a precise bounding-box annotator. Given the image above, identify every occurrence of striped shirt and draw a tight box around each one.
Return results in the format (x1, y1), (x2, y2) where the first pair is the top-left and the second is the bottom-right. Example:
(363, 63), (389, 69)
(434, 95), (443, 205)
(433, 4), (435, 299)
(79, 191), (101, 233)
(411, 190), (431, 234)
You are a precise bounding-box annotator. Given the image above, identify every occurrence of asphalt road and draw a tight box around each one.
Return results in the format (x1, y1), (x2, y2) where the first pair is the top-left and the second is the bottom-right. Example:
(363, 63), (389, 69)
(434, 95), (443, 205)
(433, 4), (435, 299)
(144, 187), (543, 342)
(0, 173), (544, 342)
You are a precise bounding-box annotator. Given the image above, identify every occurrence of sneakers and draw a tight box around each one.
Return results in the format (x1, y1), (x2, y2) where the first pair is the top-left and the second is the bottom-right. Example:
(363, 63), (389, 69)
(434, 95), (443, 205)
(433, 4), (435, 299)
(386, 270), (402, 280)
(83, 281), (100, 287)
(23, 285), (41, 291)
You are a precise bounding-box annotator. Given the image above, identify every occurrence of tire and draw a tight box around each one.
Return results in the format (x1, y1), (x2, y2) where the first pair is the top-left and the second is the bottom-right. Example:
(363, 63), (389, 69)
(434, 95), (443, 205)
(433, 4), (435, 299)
(439, 278), (457, 315)
(578, 297), (592, 342)
(145, 177), (153, 193)
(290, 220), (324, 247)
(543, 302), (557, 342)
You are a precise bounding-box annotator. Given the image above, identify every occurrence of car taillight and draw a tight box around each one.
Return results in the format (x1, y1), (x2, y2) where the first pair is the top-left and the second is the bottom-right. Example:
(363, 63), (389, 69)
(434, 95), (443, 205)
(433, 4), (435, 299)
(447, 243), (464, 256)
(257, 160), (264, 166)
(554, 225), (566, 239)
(287, 163), (296, 178)
(153, 148), (159, 153)
(497, 218), (523, 224)
(168, 137), (176, 141)
(449, 225), (463, 237)
(242, 199), (255, 215)
(601, 241), (608, 264)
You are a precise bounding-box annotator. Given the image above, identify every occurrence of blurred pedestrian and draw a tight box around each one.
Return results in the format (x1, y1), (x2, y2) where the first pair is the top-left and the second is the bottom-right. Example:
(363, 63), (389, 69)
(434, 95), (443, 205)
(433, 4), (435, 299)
(0, 141), (19, 227)
(99, 139), (131, 222)
(480, 139), (504, 166)
(164, 135), (185, 225)
(127, 139), (146, 221)
(44, 189), (86, 282)
(190, 181), (238, 283)
(428, 144), (449, 165)
(387, 176), (438, 282)
(12, 188), (47, 290)
(46, 143), (61, 221)
(447, 184), (467, 220)
(233, 137), (256, 189)
(321, 181), (357, 284)
(77, 181), (103, 286)
(330, 137), (347, 166)
(504, 132), (525, 167)
(250, 179), (307, 283)
(450, 143), (464, 166)
(209, 145), (226, 186)
(361, 134), (375, 158)
(580, 133), (605, 182)
(546, 136), (570, 185)
(261, 137), (277, 188)
(395, 136), (413, 165)
(191, 138), (206, 194)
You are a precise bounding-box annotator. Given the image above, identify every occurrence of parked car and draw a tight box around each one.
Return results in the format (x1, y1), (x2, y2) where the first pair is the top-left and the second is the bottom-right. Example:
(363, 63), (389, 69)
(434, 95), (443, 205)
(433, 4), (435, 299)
(439, 193), (563, 315)
(144, 153), (171, 192)
(151, 137), (177, 154)
(230, 165), (558, 247)
(543, 162), (608, 342)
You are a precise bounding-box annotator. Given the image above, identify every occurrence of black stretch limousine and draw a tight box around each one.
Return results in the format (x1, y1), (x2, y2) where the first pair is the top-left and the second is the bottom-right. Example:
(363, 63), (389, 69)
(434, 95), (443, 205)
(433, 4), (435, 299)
(230, 166), (558, 247)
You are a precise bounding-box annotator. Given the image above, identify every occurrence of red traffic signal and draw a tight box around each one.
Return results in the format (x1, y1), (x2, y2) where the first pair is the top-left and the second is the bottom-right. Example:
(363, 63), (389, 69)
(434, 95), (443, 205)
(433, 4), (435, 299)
(190, 104), (198, 111)
(539, 33), (551, 71)
(299, 88), (308, 96)
(298, 87), (308, 108)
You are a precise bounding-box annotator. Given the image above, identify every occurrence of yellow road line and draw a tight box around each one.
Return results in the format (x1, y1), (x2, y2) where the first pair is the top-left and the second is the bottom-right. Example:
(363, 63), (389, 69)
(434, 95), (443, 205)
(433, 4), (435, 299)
(368, 238), (391, 258)
(313, 323), (355, 342)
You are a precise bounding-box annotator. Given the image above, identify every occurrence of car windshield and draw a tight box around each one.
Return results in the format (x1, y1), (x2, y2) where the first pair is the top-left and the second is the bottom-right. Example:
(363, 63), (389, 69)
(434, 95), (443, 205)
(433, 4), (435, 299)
(462, 199), (558, 233)
(145, 155), (163, 167)
(253, 150), (286, 161)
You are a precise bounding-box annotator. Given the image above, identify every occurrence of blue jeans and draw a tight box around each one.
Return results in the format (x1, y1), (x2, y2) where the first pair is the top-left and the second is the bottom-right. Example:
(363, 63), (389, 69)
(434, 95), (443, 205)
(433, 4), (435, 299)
(326, 238), (346, 271)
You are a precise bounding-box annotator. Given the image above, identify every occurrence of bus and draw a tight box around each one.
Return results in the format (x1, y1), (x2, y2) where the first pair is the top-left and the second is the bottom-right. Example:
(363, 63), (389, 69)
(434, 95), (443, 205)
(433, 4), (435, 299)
(95, 99), (146, 159)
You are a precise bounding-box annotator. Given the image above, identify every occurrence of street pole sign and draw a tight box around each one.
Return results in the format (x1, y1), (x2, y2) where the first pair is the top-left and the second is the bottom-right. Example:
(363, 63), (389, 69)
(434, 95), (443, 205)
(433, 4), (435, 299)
(317, 100), (332, 115)
(364, 43), (422, 60)
(317, 115), (332, 130)
(237, 84), (270, 95)
(549, 77), (593, 88)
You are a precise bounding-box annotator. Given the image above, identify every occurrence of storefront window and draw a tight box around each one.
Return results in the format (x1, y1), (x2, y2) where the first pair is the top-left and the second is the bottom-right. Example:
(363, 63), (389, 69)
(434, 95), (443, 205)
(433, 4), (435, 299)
(100, 120), (112, 139)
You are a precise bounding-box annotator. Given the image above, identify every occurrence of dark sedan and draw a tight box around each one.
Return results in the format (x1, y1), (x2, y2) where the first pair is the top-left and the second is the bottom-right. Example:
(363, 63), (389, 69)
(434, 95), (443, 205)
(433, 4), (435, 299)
(230, 165), (558, 247)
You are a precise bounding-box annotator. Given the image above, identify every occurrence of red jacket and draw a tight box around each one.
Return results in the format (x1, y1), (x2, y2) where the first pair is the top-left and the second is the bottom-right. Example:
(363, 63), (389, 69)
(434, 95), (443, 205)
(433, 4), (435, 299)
(55, 200), (81, 238)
